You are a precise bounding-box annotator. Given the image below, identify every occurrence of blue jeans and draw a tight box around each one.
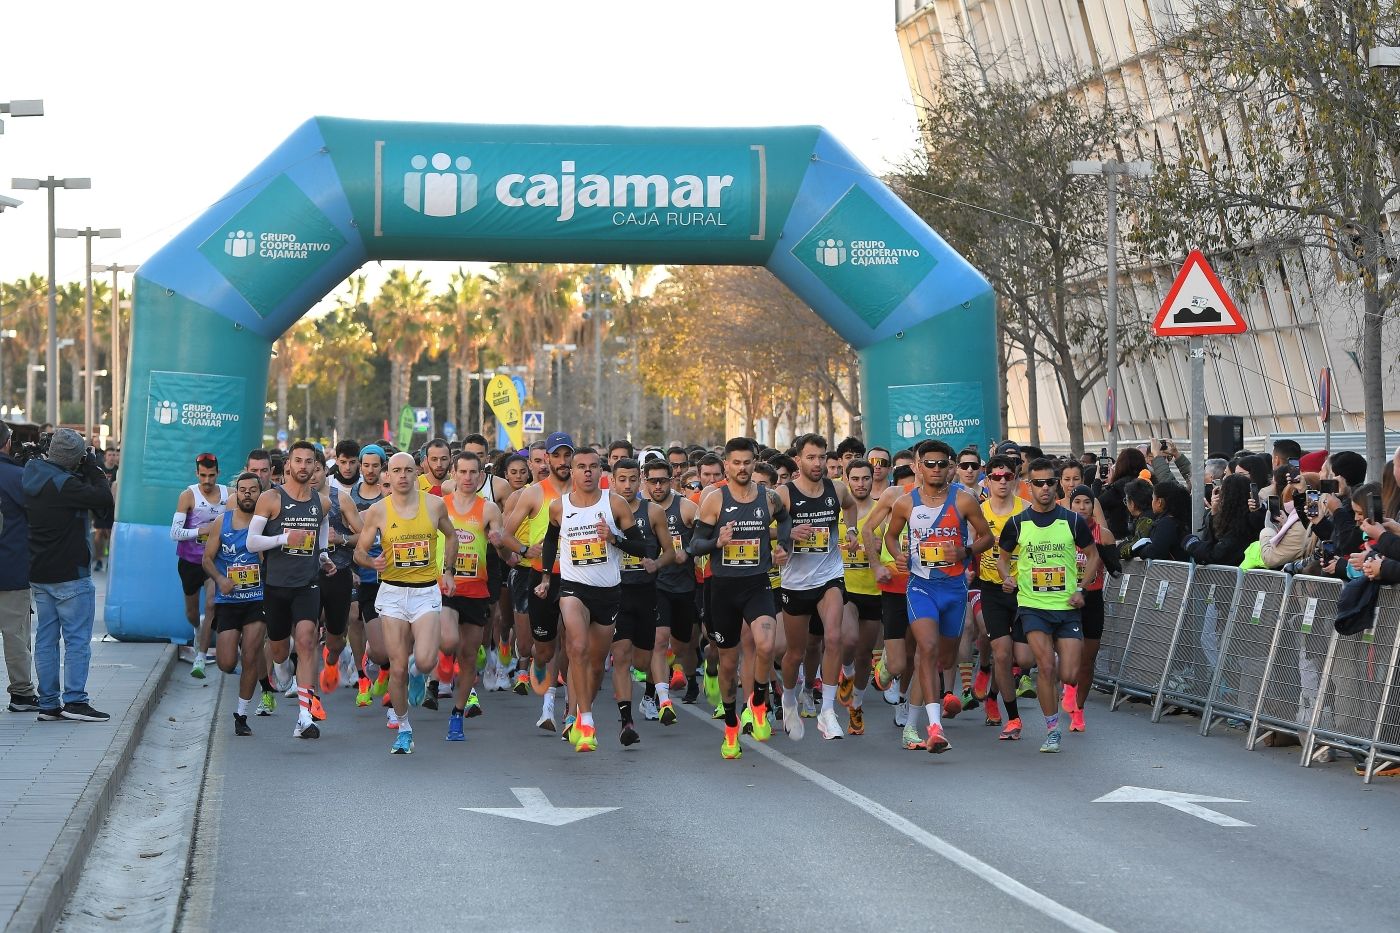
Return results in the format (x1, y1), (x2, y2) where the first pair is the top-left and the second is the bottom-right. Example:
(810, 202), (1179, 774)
(33, 577), (96, 709)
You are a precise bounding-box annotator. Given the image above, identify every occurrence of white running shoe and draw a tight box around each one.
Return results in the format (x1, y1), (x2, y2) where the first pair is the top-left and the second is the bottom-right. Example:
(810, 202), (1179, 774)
(639, 696), (659, 721)
(536, 692), (556, 731)
(284, 677), (299, 699)
(883, 678), (901, 706)
(784, 697), (805, 741)
(177, 645), (199, 664)
(817, 708), (845, 740)
(339, 647), (356, 689)
(800, 691), (818, 719)
(272, 659), (294, 692)
(894, 700), (910, 727)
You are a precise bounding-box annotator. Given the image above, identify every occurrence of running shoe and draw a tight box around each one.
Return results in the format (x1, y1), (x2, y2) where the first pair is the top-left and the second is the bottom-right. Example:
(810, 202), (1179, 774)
(1062, 684), (1078, 712)
(1070, 709), (1086, 733)
(837, 671), (855, 707)
(446, 709), (465, 741)
(498, 639), (513, 669)
(901, 723), (923, 750)
(619, 721), (639, 747)
(574, 721), (598, 752)
(408, 671), (427, 708)
(536, 694), (556, 732)
(355, 676), (372, 707)
(659, 700), (677, 726)
(284, 677), (299, 699)
(1039, 730), (1062, 753)
(1016, 674), (1036, 699)
(422, 681), (439, 711)
(476, 645), (487, 671)
(561, 714), (576, 744)
(924, 723), (950, 753)
(721, 724), (742, 759)
(784, 700), (805, 741)
(530, 659), (551, 696)
(800, 692), (818, 719)
(893, 700), (909, 727)
(972, 667), (991, 701)
(942, 692), (963, 719)
(959, 688), (980, 712)
(749, 699), (772, 742)
(191, 655), (206, 680)
(639, 696), (659, 722)
(371, 670), (389, 698)
(999, 717), (1022, 741)
(703, 671), (720, 708)
(817, 708), (845, 740)
(848, 706), (865, 735)
(669, 666), (686, 692)
(339, 649), (356, 690)
(465, 689), (483, 718)
(883, 678), (901, 706)
(320, 647), (340, 693)
(293, 719), (320, 739)
(309, 693), (327, 722)
(233, 714), (252, 737)
(256, 690), (276, 717)
(872, 655), (892, 692)
(681, 678), (700, 705)
(381, 690), (393, 707)
(739, 705), (754, 735)
(984, 703), (1003, 727)
(712, 701), (724, 720)
(514, 670), (530, 695)
(391, 730), (414, 754)
(387, 710), (399, 729)
(631, 666), (647, 684)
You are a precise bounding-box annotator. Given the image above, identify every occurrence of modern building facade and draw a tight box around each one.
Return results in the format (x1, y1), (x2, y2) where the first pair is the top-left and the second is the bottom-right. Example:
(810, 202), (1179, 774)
(894, 0), (1397, 451)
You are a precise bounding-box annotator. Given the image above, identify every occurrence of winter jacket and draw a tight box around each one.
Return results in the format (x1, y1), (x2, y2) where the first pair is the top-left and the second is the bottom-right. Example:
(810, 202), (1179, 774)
(23, 456), (112, 585)
(0, 451), (28, 590)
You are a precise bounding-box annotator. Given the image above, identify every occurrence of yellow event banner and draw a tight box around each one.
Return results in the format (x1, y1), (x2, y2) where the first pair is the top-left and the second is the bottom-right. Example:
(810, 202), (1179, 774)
(486, 374), (524, 450)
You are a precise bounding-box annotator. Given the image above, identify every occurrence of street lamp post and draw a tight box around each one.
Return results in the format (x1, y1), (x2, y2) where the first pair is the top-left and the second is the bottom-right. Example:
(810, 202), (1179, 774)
(93, 263), (138, 444)
(57, 227), (120, 440)
(581, 266), (613, 444)
(79, 369), (108, 440)
(25, 364), (43, 423)
(417, 374), (441, 436)
(0, 329), (14, 414)
(0, 99), (44, 135)
(1067, 159), (1152, 459)
(296, 383), (311, 438)
(11, 174), (91, 424)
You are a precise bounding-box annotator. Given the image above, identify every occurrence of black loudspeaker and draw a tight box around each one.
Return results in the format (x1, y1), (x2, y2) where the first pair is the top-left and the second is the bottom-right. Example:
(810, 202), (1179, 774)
(1207, 415), (1244, 459)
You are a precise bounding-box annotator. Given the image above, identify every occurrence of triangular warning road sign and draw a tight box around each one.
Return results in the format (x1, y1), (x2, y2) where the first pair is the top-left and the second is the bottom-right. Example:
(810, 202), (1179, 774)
(1153, 250), (1247, 337)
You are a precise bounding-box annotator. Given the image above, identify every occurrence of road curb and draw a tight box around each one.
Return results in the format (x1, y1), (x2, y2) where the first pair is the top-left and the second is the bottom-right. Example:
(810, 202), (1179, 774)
(6, 643), (177, 933)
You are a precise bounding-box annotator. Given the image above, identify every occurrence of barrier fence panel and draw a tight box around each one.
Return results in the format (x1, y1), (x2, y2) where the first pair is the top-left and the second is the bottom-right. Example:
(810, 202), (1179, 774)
(1154, 565), (1244, 722)
(1111, 561), (1193, 711)
(1201, 570), (1289, 737)
(1302, 584), (1400, 771)
(1247, 575), (1340, 750)
(1362, 587), (1400, 782)
(1094, 565), (1149, 692)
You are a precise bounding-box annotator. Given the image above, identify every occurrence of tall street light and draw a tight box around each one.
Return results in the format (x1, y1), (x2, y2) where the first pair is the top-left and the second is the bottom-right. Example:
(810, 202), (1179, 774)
(296, 383), (312, 438)
(57, 227), (120, 440)
(1068, 159), (1152, 458)
(0, 99), (43, 135)
(12, 175), (91, 423)
(93, 262), (138, 443)
(417, 374), (441, 436)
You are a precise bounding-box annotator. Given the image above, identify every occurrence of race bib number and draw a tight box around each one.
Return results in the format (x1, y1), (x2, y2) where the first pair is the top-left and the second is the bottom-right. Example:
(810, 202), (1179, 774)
(622, 552), (644, 570)
(228, 564), (261, 590)
(196, 528), (210, 545)
(844, 543), (869, 570)
(918, 540), (951, 568)
(1031, 566), (1067, 592)
(569, 537), (608, 566)
(391, 537), (431, 569)
(721, 538), (760, 567)
(794, 527), (831, 554)
(671, 533), (685, 557)
(768, 564), (781, 588)
(283, 529), (316, 555)
(454, 551), (481, 578)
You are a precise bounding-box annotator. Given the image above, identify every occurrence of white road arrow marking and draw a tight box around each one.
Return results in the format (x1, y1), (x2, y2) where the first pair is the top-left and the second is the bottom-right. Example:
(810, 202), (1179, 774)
(460, 787), (618, 827)
(1094, 786), (1252, 827)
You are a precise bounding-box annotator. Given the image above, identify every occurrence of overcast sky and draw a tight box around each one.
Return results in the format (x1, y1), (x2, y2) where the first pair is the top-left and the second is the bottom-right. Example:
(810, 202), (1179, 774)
(0, 1), (919, 301)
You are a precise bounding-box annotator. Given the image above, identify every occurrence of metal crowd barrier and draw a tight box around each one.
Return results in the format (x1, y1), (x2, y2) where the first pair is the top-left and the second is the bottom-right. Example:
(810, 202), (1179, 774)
(1089, 560), (1400, 783)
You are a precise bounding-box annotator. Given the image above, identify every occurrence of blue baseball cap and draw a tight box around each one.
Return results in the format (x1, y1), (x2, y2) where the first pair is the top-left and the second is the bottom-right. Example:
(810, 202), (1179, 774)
(546, 432), (575, 453)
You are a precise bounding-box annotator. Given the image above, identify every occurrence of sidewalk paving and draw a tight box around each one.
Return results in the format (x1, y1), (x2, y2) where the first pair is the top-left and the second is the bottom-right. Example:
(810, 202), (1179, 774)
(0, 574), (176, 933)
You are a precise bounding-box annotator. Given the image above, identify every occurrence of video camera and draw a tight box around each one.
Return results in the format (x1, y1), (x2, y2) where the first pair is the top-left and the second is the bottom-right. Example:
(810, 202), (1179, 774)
(12, 431), (51, 466)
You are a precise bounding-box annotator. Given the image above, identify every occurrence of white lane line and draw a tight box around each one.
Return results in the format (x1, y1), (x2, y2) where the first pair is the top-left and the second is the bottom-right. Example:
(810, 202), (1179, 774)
(681, 704), (1116, 933)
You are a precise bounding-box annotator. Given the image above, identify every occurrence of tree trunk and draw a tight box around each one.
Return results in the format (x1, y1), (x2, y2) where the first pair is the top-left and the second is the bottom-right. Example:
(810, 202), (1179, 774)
(335, 379), (348, 445)
(388, 358), (401, 427)
(847, 365), (861, 434)
(996, 296), (1010, 438)
(276, 371), (289, 437)
(1021, 299), (1039, 447)
(24, 348), (37, 418)
(461, 358), (472, 434)
(447, 365), (458, 437)
(1060, 350), (1086, 458)
(1362, 282), (1385, 481)
(823, 392), (836, 442)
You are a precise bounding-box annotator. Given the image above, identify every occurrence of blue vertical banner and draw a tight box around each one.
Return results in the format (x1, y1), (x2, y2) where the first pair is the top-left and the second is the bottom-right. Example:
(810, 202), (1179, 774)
(887, 381), (987, 455)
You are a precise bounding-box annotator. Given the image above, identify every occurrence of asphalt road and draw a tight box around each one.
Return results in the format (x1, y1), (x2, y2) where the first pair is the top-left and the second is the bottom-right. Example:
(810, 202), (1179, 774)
(178, 674), (1400, 933)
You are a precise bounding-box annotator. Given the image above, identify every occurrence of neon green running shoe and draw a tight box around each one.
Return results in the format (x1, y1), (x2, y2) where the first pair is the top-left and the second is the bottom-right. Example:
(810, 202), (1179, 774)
(712, 701), (725, 720)
(256, 690), (276, 717)
(631, 666), (647, 684)
(476, 645), (487, 671)
(749, 700), (773, 742)
(739, 704), (754, 735)
(704, 671), (720, 708)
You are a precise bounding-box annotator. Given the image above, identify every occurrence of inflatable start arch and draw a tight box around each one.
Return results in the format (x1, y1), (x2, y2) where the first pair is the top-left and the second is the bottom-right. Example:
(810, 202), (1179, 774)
(106, 118), (994, 641)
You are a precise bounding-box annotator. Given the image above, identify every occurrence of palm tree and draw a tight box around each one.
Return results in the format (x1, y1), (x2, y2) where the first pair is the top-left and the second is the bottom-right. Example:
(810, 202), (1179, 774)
(268, 319), (318, 437)
(321, 275), (377, 440)
(488, 263), (585, 416)
(4, 275), (50, 419)
(437, 268), (495, 435)
(369, 268), (435, 426)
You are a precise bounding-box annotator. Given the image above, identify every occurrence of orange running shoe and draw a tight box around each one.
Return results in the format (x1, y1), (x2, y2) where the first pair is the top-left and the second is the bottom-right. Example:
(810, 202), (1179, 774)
(355, 676), (372, 707)
(942, 692), (963, 718)
(381, 690), (392, 708)
(309, 693), (327, 722)
(1062, 684), (1078, 713)
(437, 652), (455, 682)
(1070, 708), (1086, 732)
(924, 723), (950, 753)
(669, 666), (686, 692)
(984, 702), (1003, 727)
(574, 721), (597, 753)
(972, 667), (991, 701)
(319, 648), (341, 694)
(999, 717), (1023, 741)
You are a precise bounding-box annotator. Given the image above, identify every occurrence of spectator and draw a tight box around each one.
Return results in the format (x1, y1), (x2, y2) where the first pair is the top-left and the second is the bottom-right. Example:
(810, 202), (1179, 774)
(1057, 460), (1085, 506)
(1299, 449), (1329, 479)
(1119, 479), (1157, 561)
(1313, 450), (1367, 577)
(23, 429), (113, 722)
(1382, 447), (1400, 521)
(1259, 465), (1314, 570)
(1272, 438), (1303, 470)
(1150, 438), (1191, 488)
(1355, 483), (1400, 583)
(1187, 474), (1255, 566)
(1138, 481), (1192, 560)
(1099, 447), (1148, 540)
(0, 424), (36, 713)
(1204, 457), (1228, 487)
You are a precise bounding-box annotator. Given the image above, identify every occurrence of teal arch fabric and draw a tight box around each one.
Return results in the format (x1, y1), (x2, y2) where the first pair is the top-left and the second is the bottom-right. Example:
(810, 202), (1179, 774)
(107, 117), (993, 641)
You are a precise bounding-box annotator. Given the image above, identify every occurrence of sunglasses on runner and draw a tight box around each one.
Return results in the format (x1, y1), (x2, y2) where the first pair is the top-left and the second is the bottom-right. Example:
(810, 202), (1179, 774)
(686, 481), (701, 490)
(922, 459), (951, 469)
(646, 477), (670, 484)
(869, 457), (890, 467)
(1029, 478), (1058, 488)
(196, 453), (218, 468)
(987, 471), (1015, 482)
(958, 461), (981, 470)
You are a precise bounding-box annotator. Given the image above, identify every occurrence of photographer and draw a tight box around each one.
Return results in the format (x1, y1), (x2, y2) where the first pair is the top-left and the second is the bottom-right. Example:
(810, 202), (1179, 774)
(23, 429), (114, 722)
(0, 423), (36, 712)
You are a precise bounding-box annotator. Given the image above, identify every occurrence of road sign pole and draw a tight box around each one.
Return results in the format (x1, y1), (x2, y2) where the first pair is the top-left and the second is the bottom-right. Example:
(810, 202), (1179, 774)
(1105, 170), (1119, 458)
(1190, 336), (1205, 534)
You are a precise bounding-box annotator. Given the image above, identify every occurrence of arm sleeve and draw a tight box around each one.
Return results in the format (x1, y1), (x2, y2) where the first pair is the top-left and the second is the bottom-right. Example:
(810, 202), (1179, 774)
(688, 520), (718, 556)
(245, 514), (288, 553)
(317, 512), (329, 552)
(771, 495), (793, 553)
(613, 521), (649, 557)
(540, 521), (560, 571)
(170, 512), (199, 542)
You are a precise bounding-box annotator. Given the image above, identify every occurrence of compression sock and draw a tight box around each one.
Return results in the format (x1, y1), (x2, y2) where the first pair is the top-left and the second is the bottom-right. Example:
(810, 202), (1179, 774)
(722, 700), (738, 728)
(1045, 713), (1059, 733)
(644, 678), (656, 700)
(237, 696), (250, 716)
(782, 687), (797, 709)
(1002, 694), (1019, 720)
(752, 683), (767, 709)
(618, 701), (632, 724)
(398, 714), (412, 733)
(842, 663), (855, 680)
(960, 661), (973, 693)
(656, 683), (670, 705)
(297, 686), (313, 724)
(580, 711), (594, 729)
